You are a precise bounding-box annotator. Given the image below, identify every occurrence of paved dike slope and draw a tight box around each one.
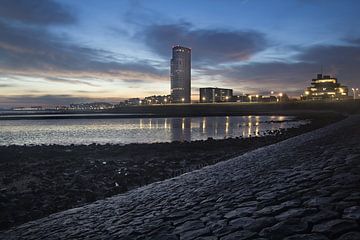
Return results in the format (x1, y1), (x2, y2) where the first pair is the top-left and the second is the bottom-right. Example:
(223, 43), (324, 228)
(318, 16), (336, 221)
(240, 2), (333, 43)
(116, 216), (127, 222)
(1, 115), (360, 240)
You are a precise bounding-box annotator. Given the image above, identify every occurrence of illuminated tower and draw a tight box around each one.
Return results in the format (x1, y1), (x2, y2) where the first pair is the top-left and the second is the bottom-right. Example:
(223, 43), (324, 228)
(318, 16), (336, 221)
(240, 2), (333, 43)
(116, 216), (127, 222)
(170, 45), (191, 103)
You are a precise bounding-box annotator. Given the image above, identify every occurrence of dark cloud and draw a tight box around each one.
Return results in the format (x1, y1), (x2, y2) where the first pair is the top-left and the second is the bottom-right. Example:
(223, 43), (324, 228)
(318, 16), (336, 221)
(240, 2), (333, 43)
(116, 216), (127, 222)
(142, 22), (267, 64)
(0, 20), (166, 80)
(209, 41), (360, 95)
(0, 0), (76, 25)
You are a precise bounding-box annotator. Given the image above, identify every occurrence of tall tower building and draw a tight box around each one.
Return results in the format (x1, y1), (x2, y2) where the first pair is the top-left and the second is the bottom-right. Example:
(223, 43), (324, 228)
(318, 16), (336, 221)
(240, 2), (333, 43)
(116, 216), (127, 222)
(170, 45), (191, 103)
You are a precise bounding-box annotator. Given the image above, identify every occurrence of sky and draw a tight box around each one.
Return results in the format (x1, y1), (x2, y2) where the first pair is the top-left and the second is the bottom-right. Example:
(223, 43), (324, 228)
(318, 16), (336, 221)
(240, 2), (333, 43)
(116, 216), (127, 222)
(0, 0), (360, 107)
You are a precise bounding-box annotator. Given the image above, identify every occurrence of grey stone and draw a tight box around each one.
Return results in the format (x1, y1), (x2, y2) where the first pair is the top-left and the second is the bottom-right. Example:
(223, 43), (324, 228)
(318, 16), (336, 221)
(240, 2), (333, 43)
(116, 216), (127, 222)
(283, 233), (329, 240)
(336, 231), (360, 240)
(195, 237), (218, 240)
(312, 219), (358, 238)
(230, 216), (275, 232)
(175, 220), (205, 234)
(259, 218), (308, 239)
(224, 206), (257, 219)
(343, 206), (360, 220)
(302, 210), (339, 224)
(275, 208), (308, 221)
(179, 227), (210, 240)
(220, 230), (256, 240)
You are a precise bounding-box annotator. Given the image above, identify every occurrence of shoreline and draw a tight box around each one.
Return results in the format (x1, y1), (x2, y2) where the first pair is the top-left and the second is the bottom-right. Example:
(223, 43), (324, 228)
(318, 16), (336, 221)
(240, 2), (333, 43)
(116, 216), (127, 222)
(0, 112), (344, 230)
(1, 100), (359, 120)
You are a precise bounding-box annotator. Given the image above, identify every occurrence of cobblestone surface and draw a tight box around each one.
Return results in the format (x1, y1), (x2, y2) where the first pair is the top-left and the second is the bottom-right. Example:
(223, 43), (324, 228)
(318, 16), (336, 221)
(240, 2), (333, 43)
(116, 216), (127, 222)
(1, 115), (360, 240)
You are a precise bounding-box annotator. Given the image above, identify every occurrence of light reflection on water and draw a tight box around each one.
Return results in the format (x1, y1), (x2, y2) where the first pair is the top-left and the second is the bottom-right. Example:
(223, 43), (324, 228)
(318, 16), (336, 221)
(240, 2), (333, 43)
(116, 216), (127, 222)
(0, 116), (309, 146)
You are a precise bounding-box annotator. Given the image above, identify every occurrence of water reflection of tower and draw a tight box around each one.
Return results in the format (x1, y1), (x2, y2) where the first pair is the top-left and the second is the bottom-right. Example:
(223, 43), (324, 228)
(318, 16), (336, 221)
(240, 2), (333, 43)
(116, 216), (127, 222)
(199, 116), (233, 139)
(170, 118), (191, 142)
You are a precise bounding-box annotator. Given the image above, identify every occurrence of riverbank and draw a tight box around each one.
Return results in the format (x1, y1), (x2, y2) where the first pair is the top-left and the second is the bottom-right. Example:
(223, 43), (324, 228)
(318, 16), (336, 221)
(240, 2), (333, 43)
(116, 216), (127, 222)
(0, 112), (343, 230)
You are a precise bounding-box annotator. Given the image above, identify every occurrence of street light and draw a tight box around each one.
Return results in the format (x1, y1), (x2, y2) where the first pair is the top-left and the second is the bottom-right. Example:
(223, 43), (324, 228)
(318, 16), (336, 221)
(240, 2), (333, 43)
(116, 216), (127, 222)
(352, 88), (359, 100)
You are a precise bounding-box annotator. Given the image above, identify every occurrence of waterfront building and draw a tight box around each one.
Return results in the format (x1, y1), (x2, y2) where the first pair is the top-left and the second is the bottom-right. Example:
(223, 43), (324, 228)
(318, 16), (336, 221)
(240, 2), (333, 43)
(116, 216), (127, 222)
(69, 102), (114, 110)
(200, 87), (233, 103)
(170, 46), (191, 103)
(124, 98), (141, 106)
(234, 94), (281, 103)
(301, 74), (349, 101)
(144, 95), (171, 105)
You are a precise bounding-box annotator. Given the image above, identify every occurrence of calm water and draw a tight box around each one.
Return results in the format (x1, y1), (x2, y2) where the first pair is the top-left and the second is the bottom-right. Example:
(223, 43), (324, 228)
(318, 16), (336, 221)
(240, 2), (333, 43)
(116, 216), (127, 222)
(0, 115), (309, 146)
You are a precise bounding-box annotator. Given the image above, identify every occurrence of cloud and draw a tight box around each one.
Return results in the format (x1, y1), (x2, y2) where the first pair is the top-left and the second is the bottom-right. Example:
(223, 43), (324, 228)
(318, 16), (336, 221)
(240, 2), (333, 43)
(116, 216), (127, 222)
(122, 79), (147, 84)
(0, 0), (76, 25)
(142, 22), (267, 64)
(204, 40), (360, 95)
(44, 77), (100, 87)
(0, 20), (167, 83)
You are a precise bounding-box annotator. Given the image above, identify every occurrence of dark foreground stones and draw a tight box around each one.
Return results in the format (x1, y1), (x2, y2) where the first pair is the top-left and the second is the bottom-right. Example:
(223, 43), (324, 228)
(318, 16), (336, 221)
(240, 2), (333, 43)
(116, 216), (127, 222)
(1, 114), (360, 239)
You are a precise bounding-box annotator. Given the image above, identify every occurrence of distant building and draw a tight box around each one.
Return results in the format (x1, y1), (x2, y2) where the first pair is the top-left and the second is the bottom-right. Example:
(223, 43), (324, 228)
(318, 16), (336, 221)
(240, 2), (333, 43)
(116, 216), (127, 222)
(234, 94), (282, 103)
(124, 98), (141, 106)
(143, 95), (171, 105)
(170, 46), (191, 103)
(301, 74), (349, 101)
(70, 102), (114, 110)
(260, 95), (278, 102)
(200, 87), (233, 103)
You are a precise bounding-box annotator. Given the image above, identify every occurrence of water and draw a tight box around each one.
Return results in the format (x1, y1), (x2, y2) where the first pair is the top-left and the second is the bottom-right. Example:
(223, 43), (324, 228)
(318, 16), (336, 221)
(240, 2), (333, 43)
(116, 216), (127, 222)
(0, 115), (309, 146)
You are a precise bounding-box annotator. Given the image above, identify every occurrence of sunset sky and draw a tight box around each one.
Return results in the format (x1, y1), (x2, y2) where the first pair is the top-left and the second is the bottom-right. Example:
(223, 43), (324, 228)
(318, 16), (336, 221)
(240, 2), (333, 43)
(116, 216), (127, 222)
(1, 0), (360, 107)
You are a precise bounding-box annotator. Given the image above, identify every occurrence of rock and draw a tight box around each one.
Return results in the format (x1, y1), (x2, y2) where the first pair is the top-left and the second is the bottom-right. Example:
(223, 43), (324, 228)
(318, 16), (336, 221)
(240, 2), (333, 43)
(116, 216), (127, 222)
(195, 237), (218, 240)
(304, 197), (333, 208)
(255, 199), (301, 217)
(275, 208), (313, 221)
(302, 210), (339, 224)
(312, 219), (358, 238)
(283, 233), (329, 240)
(175, 220), (205, 234)
(259, 218), (308, 239)
(224, 206), (257, 219)
(336, 232), (360, 240)
(343, 206), (360, 220)
(230, 217), (275, 232)
(179, 227), (210, 240)
(220, 230), (256, 240)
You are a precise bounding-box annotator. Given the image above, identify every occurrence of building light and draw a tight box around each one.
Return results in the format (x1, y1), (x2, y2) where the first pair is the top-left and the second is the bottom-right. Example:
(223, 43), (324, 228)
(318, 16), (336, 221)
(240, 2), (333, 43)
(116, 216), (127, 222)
(202, 97), (206, 101)
(305, 91), (310, 95)
(278, 93), (283, 97)
(181, 98), (185, 102)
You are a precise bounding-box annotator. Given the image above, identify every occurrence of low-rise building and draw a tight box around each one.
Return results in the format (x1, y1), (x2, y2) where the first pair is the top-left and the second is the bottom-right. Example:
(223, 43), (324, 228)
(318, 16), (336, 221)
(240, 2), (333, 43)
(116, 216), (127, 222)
(301, 74), (349, 101)
(144, 95), (170, 104)
(200, 87), (233, 103)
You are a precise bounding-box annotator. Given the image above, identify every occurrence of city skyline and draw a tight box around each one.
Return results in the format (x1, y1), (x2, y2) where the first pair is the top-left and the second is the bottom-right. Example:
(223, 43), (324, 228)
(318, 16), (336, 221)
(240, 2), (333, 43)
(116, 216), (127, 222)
(1, 0), (360, 107)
